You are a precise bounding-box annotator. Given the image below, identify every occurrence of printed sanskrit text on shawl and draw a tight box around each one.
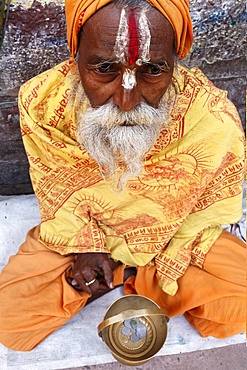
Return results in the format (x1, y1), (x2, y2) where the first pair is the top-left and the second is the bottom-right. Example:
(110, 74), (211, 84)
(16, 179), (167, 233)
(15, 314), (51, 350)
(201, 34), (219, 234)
(18, 59), (245, 295)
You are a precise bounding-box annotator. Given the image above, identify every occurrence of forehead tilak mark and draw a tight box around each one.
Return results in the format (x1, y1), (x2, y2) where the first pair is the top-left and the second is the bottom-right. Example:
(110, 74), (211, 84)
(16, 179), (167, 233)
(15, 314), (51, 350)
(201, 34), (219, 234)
(114, 8), (151, 90)
(114, 8), (151, 65)
(128, 9), (139, 65)
(114, 8), (129, 64)
(137, 9), (151, 65)
(122, 68), (137, 90)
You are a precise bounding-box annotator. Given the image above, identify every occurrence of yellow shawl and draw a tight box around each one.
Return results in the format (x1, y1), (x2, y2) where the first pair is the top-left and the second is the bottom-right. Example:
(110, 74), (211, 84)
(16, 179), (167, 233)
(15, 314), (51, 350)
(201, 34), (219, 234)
(18, 59), (245, 295)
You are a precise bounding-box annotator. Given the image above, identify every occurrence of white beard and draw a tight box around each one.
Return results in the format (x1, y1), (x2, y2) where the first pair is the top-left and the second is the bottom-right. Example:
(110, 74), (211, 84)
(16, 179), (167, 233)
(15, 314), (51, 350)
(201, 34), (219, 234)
(71, 77), (173, 192)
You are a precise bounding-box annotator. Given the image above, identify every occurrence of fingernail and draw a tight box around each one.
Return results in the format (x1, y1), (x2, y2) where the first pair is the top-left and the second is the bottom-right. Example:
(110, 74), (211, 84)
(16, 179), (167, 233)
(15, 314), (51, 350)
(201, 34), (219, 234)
(109, 282), (114, 289)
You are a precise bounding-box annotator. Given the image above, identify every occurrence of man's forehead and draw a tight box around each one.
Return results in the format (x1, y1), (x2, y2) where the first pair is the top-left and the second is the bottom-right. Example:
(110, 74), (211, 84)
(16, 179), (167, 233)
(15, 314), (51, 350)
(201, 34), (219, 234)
(84, 4), (170, 36)
(81, 5), (174, 63)
(114, 7), (151, 65)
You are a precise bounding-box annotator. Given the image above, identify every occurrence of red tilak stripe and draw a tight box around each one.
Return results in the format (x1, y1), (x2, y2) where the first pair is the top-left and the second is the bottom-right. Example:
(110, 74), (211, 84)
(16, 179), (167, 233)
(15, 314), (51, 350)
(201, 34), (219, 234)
(128, 10), (139, 65)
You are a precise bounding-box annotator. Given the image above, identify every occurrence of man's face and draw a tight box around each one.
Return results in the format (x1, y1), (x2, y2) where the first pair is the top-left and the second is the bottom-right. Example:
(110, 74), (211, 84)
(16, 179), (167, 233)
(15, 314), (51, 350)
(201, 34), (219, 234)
(77, 4), (175, 111)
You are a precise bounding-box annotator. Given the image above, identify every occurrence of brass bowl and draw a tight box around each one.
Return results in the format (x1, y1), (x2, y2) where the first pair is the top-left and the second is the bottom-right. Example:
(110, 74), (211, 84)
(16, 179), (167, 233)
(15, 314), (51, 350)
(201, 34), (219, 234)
(98, 295), (169, 366)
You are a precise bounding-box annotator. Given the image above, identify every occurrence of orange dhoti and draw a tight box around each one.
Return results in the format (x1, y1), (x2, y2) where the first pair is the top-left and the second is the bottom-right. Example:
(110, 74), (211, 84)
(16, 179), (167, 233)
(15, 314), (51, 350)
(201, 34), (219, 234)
(0, 227), (245, 351)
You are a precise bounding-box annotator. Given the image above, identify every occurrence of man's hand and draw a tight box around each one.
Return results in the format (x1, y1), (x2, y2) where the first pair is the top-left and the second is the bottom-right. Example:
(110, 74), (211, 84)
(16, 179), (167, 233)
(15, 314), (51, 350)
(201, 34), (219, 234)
(68, 253), (121, 294)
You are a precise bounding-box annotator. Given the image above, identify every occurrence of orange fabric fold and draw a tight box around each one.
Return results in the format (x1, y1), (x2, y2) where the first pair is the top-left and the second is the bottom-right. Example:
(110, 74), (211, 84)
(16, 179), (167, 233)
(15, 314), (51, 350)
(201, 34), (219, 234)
(0, 229), (245, 351)
(65, 0), (193, 59)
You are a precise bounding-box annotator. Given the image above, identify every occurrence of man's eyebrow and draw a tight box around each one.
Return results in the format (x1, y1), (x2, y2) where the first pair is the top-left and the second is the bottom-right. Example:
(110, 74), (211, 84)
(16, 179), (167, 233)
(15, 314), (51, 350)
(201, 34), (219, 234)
(143, 60), (171, 69)
(87, 58), (120, 67)
(86, 59), (171, 70)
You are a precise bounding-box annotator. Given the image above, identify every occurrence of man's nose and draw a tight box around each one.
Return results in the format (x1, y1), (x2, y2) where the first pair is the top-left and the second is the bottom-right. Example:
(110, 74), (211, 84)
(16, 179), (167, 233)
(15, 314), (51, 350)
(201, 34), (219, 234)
(113, 85), (142, 112)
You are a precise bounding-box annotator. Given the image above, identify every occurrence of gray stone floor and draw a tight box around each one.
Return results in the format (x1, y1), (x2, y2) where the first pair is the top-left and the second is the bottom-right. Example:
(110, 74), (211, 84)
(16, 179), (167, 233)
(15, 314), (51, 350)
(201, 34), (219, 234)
(63, 343), (247, 370)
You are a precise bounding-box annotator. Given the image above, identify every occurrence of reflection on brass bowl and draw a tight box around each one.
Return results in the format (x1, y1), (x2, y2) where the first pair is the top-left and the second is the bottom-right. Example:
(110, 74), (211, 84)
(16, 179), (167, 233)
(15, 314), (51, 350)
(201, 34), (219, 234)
(98, 295), (169, 366)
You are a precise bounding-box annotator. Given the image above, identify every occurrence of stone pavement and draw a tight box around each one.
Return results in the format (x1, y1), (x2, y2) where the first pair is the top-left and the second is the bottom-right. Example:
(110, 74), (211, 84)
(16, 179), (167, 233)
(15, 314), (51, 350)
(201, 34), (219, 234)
(63, 343), (247, 370)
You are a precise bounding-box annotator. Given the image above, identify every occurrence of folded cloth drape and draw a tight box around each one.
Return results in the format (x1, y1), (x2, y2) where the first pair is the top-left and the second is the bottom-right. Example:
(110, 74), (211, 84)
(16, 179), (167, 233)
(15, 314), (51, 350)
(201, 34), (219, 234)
(18, 59), (245, 295)
(65, 0), (193, 58)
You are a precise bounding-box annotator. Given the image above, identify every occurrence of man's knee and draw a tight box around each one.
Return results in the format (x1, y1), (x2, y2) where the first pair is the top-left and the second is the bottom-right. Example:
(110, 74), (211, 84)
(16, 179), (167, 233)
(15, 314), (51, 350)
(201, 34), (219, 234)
(0, 332), (35, 352)
(0, 284), (39, 351)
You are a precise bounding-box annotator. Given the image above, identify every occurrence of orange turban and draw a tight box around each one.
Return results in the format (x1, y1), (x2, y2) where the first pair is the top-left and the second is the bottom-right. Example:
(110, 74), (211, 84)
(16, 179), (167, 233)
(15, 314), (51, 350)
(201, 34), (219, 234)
(65, 0), (193, 59)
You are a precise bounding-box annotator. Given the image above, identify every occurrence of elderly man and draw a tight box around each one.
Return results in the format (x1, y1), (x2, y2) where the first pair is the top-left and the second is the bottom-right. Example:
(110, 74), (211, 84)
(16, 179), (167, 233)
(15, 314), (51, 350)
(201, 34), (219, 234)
(0, 0), (245, 351)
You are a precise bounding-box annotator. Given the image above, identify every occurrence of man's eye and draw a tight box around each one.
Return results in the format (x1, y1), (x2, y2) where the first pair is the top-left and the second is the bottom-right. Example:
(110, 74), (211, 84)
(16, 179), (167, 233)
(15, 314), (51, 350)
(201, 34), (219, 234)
(95, 63), (115, 73)
(144, 65), (162, 75)
(142, 62), (170, 76)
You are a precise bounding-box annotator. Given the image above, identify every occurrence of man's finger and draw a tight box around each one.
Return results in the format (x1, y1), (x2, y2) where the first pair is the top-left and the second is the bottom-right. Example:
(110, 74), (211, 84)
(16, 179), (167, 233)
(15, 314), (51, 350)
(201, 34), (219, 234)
(99, 262), (114, 289)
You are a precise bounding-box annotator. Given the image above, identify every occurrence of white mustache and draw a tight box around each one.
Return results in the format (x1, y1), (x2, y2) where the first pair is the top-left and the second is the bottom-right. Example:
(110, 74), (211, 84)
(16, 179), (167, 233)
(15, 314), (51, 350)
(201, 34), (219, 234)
(79, 101), (168, 128)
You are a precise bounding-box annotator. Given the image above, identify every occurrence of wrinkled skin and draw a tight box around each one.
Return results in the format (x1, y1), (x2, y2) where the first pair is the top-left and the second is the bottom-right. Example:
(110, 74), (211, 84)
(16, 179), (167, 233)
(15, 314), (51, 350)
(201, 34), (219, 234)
(77, 4), (175, 111)
(69, 4), (174, 295)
